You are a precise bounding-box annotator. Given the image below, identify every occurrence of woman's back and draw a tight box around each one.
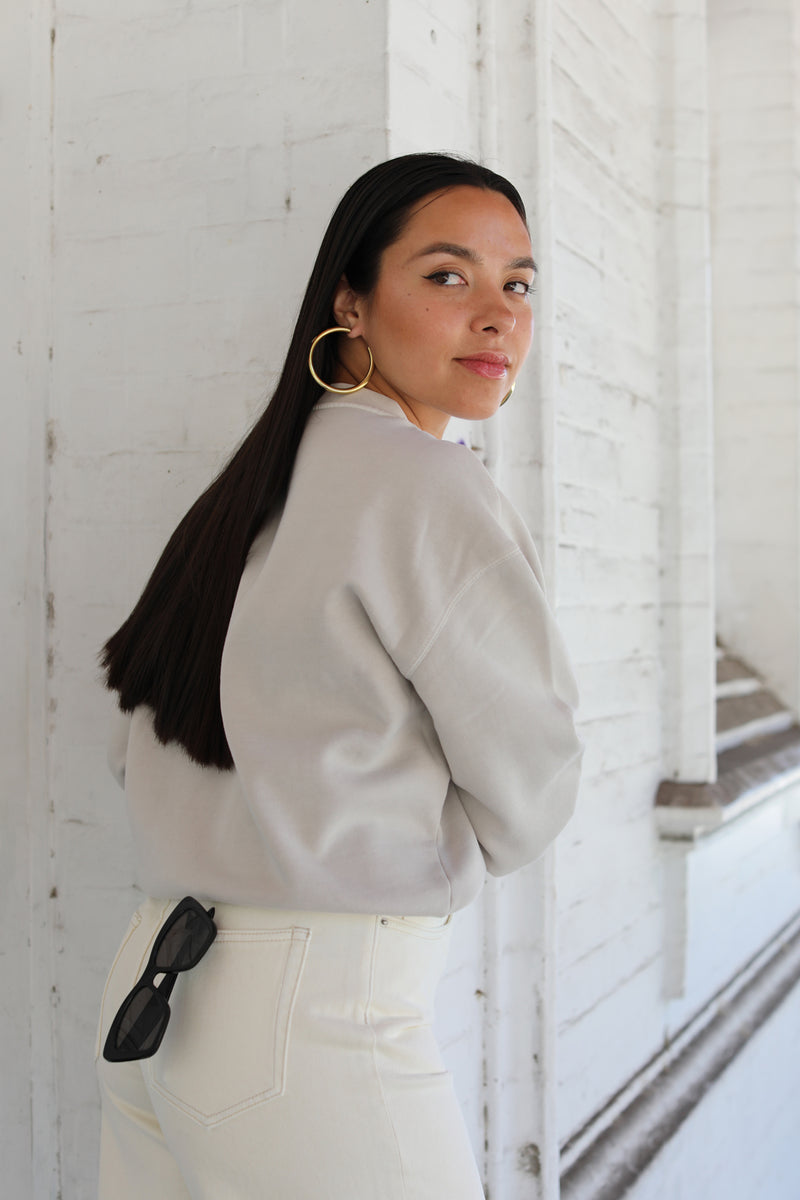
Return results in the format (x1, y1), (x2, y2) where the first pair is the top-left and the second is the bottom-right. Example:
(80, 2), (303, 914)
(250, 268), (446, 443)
(115, 387), (581, 915)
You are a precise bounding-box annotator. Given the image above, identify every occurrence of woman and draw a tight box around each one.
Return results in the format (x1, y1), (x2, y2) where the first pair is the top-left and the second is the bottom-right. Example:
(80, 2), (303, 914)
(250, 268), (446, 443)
(96, 152), (583, 1199)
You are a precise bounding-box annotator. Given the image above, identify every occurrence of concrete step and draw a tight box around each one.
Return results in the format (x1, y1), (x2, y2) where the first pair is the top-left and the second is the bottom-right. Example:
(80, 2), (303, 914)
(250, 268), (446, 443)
(716, 688), (795, 753)
(716, 676), (762, 701)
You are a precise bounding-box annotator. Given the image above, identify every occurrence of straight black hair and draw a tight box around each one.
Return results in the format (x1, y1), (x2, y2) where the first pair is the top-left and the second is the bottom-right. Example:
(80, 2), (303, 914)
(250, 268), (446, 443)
(101, 153), (528, 768)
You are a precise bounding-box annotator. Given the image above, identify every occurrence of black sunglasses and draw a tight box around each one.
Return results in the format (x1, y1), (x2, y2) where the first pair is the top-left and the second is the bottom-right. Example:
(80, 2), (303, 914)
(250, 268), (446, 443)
(103, 896), (217, 1063)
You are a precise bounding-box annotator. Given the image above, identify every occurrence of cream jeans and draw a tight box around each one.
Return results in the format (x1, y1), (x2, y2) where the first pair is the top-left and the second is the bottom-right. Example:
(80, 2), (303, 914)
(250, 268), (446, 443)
(96, 898), (485, 1199)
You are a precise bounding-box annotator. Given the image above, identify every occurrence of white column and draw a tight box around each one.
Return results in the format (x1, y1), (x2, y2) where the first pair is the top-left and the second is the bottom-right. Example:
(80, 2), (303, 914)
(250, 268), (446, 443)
(657, 0), (717, 783)
(480, 2), (561, 1197)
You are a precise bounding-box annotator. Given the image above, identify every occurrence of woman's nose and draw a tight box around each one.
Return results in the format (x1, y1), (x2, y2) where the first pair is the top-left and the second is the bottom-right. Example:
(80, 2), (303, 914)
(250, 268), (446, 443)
(470, 292), (516, 336)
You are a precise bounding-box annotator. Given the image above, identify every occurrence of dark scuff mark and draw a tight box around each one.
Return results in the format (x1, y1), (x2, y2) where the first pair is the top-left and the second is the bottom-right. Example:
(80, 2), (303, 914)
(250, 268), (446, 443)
(46, 592), (55, 626)
(46, 420), (56, 463)
(50, 886), (57, 899)
(518, 1143), (541, 1176)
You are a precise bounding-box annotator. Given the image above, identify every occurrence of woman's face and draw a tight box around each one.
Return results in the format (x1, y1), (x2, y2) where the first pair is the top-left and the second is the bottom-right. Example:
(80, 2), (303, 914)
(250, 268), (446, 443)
(333, 185), (536, 438)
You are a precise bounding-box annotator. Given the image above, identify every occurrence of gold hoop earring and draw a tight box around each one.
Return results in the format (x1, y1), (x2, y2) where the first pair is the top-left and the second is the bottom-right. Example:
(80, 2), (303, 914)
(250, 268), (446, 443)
(308, 327), (375, 394)
(500, 384), (515, 406)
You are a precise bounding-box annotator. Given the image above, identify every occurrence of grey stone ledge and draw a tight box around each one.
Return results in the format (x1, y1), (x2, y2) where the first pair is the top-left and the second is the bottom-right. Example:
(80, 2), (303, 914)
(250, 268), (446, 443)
(655, 724), (800, 840)
(560, 914), (800, 1200)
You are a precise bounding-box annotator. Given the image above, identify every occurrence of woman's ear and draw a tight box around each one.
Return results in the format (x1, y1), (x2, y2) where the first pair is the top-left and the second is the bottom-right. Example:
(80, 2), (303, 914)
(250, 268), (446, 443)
(332, 275), (366, 338)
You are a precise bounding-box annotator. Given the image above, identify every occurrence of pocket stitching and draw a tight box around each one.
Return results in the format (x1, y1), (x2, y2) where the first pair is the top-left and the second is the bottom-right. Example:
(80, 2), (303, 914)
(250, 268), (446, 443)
(379, 914), (453, 940)
(147, 926), (311, 1128)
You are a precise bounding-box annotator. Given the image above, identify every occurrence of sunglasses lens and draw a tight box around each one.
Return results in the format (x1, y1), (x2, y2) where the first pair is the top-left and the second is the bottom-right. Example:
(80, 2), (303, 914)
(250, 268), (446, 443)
(113, 985), (168, 1056)
(155, 906), (214, 972)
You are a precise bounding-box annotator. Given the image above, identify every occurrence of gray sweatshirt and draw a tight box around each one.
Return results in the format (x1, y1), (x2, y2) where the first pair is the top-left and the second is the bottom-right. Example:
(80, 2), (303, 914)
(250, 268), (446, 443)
(109, 388), (583, 915)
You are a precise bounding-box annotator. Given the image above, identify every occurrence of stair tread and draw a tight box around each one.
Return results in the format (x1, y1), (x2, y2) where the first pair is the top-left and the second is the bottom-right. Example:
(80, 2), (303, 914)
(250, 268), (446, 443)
(716, 690), (790, 734)
(657, 724), (800, 811)
(716, 654), (760, 686)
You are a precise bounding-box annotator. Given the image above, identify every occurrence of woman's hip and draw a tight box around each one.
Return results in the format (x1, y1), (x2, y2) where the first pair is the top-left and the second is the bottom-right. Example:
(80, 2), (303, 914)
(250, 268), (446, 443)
(95, 898), (482, 1198)
(96, 898), (456, 1089)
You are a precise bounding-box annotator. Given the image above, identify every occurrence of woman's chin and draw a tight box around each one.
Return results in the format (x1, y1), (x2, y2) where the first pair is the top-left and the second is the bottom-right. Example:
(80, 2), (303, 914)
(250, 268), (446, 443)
(449, 394), (506, 423)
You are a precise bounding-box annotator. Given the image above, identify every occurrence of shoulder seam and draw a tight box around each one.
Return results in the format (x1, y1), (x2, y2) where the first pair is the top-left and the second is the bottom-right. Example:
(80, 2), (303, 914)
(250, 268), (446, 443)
(407, 547), (523, 677)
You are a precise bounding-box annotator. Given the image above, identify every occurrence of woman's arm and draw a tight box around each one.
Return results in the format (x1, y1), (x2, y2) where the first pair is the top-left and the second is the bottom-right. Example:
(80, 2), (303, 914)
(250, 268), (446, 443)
(408, 545), (583, 876)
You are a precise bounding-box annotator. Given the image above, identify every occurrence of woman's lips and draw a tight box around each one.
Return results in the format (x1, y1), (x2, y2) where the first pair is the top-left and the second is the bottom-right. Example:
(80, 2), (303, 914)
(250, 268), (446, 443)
(456, 355), (509, 380)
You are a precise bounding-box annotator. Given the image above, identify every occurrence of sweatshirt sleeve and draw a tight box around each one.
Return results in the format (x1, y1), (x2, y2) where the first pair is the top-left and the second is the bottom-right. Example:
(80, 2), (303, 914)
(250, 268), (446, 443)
(407, 544), (583, 877)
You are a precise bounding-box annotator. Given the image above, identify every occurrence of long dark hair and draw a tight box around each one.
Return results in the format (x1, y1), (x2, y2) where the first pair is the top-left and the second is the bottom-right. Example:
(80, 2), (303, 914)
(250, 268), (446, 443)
(101, 153), (528, 768)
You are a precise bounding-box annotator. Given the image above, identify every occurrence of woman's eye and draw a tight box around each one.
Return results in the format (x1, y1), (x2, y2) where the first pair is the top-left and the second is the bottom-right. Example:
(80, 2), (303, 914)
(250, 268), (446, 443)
(426, 270), (466, 286)
(507, 279), (537, 297)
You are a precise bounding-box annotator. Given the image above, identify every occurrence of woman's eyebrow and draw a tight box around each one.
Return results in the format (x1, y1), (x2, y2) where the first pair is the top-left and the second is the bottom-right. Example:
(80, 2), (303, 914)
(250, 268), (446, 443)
(409, 242), (538, 273)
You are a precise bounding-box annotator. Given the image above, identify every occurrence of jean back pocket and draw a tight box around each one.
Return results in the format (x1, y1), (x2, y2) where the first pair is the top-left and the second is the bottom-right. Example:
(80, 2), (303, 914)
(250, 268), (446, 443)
(147, 926), (311, 1128)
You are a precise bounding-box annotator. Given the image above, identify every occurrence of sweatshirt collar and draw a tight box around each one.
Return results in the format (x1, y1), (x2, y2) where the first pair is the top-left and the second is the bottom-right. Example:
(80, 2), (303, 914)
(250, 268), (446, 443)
(314, 387), (409, 423)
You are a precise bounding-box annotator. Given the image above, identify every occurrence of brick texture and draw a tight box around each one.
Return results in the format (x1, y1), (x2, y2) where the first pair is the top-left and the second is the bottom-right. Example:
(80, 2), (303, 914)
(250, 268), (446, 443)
(6, 1), (800, 1197)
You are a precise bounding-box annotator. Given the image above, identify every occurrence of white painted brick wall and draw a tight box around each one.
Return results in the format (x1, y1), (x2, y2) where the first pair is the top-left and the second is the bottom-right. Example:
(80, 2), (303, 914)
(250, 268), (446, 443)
(548, 0), (666, 1142)
(388, 0), (479, 157)
(6, 1), (800, 1197)
(46, 1), (391, 1192)
(2, 3), (40, 1190)
(552, 0), (717, 1146)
